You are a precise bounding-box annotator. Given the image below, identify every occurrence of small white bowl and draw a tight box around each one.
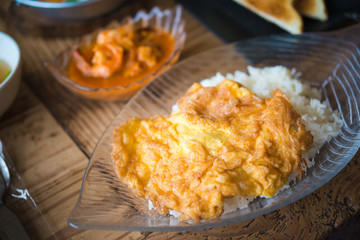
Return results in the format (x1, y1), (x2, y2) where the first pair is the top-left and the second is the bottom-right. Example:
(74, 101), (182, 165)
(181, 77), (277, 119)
(0, 32), (21, 118)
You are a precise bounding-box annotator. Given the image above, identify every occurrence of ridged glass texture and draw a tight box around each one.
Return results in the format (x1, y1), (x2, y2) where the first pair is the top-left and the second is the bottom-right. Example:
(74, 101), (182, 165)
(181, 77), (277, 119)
(68, 33), (360, 231)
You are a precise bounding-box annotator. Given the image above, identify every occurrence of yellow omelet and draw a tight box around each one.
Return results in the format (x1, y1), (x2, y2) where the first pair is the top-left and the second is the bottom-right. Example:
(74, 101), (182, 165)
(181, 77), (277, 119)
(112, 80), (313, 221)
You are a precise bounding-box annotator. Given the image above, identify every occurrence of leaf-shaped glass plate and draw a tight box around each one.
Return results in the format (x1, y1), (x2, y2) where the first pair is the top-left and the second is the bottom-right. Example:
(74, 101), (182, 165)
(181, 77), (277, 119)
(68, 31), (360, 231)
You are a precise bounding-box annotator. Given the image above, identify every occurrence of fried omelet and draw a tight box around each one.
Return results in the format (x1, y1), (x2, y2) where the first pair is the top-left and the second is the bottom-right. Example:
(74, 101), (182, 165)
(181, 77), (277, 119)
(112, 80), (313, 222)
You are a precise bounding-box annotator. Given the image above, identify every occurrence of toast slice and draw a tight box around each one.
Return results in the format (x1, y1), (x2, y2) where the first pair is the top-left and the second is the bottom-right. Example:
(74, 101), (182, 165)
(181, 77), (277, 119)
(233, 0), (303, 34)
(295, 0), (328, 21)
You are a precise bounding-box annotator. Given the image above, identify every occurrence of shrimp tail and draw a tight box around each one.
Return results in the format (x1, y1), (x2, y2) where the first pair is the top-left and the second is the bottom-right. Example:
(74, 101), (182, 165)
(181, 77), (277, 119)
(73, 44), (123, 79)
(73, 50), (93, 77)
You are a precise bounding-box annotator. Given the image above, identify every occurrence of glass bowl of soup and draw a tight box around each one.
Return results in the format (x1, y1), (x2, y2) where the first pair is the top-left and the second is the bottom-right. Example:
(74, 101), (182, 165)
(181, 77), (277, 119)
(46, 6), (186, 101)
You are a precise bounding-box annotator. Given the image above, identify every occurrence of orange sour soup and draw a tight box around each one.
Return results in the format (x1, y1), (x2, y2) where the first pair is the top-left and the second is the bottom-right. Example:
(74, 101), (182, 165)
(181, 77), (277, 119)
(68, 26), (175, 92)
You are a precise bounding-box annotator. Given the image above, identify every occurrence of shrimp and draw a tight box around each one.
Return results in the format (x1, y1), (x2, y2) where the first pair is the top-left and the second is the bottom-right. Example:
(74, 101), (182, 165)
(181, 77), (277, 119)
(73, 24), (163, 78)
(96, 25), (135, 50)
(73, 43), (123, 78)
(137, 46), (158, 68)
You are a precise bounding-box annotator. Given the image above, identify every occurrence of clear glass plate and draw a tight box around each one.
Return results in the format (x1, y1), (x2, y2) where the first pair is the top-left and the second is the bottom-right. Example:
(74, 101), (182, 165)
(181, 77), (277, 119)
(68, 32), (360, 231)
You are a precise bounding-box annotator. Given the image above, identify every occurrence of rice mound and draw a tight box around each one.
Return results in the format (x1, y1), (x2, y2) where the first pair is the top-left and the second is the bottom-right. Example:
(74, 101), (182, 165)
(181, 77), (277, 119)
(157, 65), (343, 218)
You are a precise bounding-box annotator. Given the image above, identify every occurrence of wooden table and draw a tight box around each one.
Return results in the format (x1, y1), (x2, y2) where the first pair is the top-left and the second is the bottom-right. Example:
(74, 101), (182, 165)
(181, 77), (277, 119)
(0, 0), (359, 239)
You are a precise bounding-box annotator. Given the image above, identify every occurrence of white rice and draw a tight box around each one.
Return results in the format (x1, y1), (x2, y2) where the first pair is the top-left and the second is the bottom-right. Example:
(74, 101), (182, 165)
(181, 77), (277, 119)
(154, 65), (343, 218)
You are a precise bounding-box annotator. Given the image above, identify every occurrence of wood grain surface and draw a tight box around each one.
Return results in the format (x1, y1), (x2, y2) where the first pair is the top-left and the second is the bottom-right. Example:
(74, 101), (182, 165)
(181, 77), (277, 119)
(0, 0), (359, 239)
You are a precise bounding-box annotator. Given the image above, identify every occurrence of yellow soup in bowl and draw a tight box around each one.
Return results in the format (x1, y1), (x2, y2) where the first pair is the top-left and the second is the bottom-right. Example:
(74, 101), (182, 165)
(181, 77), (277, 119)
(0, 60), (11, 84)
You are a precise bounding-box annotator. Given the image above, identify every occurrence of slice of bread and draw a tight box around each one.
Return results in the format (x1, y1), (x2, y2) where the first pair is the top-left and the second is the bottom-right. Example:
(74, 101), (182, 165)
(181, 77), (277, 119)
(295, 0), (328, 21)
(233, 0), (303, 34)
